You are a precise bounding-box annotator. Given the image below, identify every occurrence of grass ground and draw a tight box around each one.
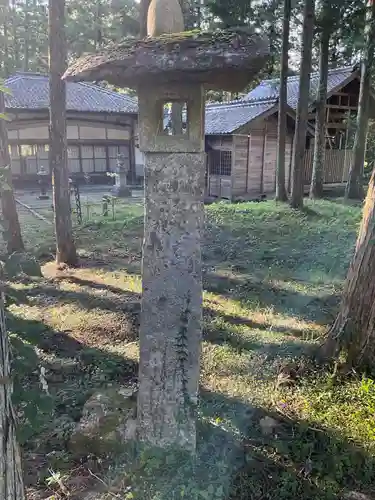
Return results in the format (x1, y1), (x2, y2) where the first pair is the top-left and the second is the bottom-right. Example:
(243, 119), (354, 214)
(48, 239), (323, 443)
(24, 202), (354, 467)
(5, 198), (375, 499)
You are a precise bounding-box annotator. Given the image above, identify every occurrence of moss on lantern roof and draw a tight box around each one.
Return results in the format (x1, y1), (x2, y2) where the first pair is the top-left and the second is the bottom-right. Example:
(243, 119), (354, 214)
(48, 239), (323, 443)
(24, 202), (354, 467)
(63, 27), (269, 92)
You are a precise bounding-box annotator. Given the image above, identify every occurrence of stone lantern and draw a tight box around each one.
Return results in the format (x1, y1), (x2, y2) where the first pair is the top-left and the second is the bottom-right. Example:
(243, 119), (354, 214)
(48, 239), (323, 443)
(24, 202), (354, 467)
(64, 27), (268, 452)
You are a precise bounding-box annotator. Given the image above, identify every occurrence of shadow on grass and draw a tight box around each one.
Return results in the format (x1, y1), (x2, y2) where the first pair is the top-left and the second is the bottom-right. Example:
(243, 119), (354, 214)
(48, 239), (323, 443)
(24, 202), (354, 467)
(204, 273), (340, 326)
(83, 388), (375, 500)
(5, 279), (140, 314)
(7, 310), (138, 449)
(6, 276), (315, 364)
(53, 275), (136, 295)
(204, 306), (315, 338)
(200, 389), (375, 500)
(203, 309), (317, 365)
(7, 287), (374, 499)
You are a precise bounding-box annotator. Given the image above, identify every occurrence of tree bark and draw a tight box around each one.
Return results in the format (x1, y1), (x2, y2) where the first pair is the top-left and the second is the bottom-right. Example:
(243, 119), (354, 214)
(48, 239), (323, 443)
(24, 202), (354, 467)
(2, 1), (10, 77)
(23, 0), (30, 71)
(49, 0), (77, 266)
(139, 0), (151, 37)
(11, 0), (19, 70)
(323, 169), (375, 370)
(290, 0), (315, 209)
(0, 92), (24, 254)
(275, 0), (291, 203)
(310, 9), (330, 200)
(0, 292), (26, 499)
(345, 1), (375, 201)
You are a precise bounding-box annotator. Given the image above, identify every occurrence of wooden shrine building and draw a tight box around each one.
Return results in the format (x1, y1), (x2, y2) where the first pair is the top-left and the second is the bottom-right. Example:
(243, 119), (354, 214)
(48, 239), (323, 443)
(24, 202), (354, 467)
(205, 65), (375, 199)
(4, 72), (144, 184)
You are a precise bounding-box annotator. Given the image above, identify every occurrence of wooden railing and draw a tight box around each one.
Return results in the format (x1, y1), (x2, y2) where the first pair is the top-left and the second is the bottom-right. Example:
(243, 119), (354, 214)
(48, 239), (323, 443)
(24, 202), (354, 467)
(303, 149), (353, 184)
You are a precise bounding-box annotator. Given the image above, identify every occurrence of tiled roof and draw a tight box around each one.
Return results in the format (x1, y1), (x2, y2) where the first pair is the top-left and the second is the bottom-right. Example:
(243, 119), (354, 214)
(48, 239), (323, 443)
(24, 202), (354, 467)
(205, 66), (358, 135)
(4, 72), (138, 114)
(245, 66), (357, 109)
(205, 98), (276, 135)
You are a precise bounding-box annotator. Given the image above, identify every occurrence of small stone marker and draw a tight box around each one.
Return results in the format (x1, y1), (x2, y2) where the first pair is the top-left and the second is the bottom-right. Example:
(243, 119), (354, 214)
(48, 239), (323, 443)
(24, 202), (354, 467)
(37, 165), (49, 200)
(64, 18), (269, 453)
(112, 153), (131, 197)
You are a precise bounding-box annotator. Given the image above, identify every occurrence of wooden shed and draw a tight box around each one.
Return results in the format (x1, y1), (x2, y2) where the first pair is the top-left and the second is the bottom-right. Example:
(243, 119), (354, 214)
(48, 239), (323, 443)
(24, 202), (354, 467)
(205, 99), (298, 199)
(205, 65), (370, 200)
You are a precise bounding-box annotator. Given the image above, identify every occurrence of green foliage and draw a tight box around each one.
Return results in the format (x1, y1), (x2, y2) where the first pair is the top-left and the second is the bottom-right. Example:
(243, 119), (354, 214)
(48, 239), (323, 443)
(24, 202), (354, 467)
(0, 0), (140, 78)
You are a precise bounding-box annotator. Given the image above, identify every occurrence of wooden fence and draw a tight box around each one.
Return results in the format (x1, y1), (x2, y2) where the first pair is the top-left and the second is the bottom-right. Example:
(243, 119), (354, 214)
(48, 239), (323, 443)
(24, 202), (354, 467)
(303, 149), (353, 185)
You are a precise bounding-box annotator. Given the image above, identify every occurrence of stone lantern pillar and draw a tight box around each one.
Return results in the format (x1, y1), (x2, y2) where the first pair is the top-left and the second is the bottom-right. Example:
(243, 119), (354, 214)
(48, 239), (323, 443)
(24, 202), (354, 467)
(64, 26), (269, 453)
(137, 83), (205, 451)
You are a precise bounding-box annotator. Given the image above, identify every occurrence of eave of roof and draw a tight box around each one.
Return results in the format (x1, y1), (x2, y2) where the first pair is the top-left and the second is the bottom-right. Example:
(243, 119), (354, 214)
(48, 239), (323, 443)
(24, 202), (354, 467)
(3, 72), (138, 115)
(205, 98), (277, 135)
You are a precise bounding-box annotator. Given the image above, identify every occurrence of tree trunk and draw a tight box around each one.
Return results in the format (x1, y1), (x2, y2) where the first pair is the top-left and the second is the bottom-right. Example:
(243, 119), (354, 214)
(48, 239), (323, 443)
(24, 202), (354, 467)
(0, 92), (24, 254)
(49, 0), (77, 266)
(345, 0), (375, 201)
(275, 0), (291, 203)
(23, 0), (30, 71)
(2, 1), (10, 77)
(95, 0), (103, 49)
(139, 0), (151, 37)
(0, 292), (26, 499)
(323, 169), (375, 370)
(310, 11), (330, 200)
(11, 0), (20, 70)
(290, 0), (315, 209)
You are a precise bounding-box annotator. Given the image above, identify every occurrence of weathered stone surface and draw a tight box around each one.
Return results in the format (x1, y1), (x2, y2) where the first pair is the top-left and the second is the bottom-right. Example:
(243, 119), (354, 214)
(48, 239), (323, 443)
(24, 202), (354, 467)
(147, 0), (184, 37)
(63, 28), (269, 91)
(69, 386), (137, 456)
(4, 252), (42, 278)
(138, 84), (204, 153)
(137, 152), (205, 452)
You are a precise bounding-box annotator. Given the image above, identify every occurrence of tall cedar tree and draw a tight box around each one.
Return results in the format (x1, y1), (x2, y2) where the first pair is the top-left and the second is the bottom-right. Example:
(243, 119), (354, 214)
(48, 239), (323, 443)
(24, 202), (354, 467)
(345, 0), (375, 200)
(290, 0), (315, 209)
(0, 91), (24, 254)
(323, 168), (375, 369)
(2, 1), (10, 77)
(0, 291), (25, 499)
(310, 0), (331, 199)
(49, 0), (78, 266)
(275, 0), (291, 202)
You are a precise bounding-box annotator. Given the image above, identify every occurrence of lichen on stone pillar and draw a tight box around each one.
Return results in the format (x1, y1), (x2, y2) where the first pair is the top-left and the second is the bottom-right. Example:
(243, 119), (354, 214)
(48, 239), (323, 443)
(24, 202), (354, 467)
(136, 81), (205, 452)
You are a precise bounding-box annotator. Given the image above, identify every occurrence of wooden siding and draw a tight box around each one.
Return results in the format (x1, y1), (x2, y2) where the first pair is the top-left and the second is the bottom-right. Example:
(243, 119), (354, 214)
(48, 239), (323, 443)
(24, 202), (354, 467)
(232, 135), (249, 195)
(303, 149), (352, 184)
(230, 115), (294, 197)
(207, 116), (296, 199)
(247, 130), (265, 193)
